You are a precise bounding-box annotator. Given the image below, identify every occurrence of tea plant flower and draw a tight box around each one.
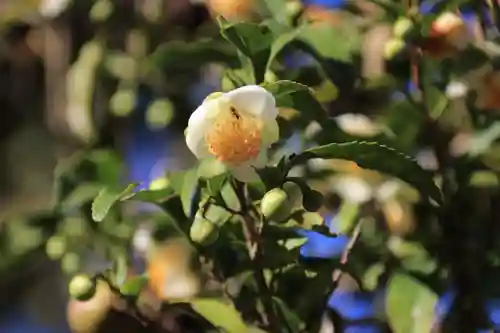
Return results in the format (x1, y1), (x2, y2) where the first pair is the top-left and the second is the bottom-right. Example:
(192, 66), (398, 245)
(186, 85), (279, 182)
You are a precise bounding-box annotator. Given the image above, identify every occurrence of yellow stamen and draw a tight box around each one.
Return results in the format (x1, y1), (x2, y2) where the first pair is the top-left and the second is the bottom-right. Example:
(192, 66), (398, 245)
(205, 105), (262, 165)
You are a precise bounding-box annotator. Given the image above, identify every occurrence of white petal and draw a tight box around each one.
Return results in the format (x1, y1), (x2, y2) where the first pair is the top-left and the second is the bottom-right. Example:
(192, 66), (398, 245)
(251, 150), (268, 168)
(261, 119), (280, 146)
(225, 85), (277, 120)
(186, 98), (221, 159)
(230, 165), (260, 183)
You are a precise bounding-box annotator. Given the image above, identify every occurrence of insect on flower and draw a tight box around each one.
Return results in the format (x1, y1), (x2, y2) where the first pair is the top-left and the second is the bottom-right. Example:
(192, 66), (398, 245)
(185, 85), (279, 182)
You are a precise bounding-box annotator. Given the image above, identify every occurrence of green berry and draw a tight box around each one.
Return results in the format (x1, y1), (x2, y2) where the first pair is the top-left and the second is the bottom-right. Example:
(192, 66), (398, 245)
(45, 236), (66, 260)
(69, 274), (96, 301)
(261, 188), (289, 220)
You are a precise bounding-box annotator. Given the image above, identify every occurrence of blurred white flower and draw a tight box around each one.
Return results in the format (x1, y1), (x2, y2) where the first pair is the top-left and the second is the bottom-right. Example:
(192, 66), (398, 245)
(39, 0), (71, 18)
(445, 81), (468, 99)
(331, 175), (373, 204)
(304, 121), (322, 139)
(186, 86), (279, 182)
(416, 149), (439, 171)
(376, 180), (402, 202)
(133, 225), (152, 256)
(335, 113), (382, 137)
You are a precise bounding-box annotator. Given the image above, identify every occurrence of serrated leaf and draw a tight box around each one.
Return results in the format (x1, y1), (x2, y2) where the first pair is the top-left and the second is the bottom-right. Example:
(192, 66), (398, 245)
(289, 141), (442, 204)
(385, 273), (438, 333)
(91, 183), (139, 222)
(120, 275), (149, 297)
(189, 298), (248, 333)
(218, 18), (274, 83)
(262, 80), (327, 121)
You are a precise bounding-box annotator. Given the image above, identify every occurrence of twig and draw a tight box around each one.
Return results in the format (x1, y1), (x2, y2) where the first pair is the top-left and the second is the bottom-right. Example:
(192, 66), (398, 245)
(233, 180), (282, 332)
(332, 220), (364, 283)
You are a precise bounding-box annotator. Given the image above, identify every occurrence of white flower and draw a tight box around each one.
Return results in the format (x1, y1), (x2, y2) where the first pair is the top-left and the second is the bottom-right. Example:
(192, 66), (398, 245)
(335, 113), (382, 137)
(445, 81), (468, 99)
(331, 175), (373, 204)
(186, 85), (279, 182)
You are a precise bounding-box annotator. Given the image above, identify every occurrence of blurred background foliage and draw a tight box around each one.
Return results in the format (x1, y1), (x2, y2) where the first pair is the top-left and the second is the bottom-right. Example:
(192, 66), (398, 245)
(1, 0), (500, 332)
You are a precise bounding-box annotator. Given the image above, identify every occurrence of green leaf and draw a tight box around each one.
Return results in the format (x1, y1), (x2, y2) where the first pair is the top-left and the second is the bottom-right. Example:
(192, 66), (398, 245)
(206, 174), (228, 197)
(150, 39), (237, 70)
(128, 187), (175, 202)
(181, 168), (200, 218)
(60, 183), (102, 211)
(424, 85), (449, 120)
(120, 275), (149, 297)
(289, 141), (442, 204)
(268, 28), (302, 70)
(385, 273), (438, 333)
(91, 183), (138, 222)
(218, 18), (274, 83)
(113, 253), (129, 287)
(453, 46), (489, 75)
(272, 297), (304, 332)
(296, 22), (360, 64)
(189, 298), (248, 333)
(262, 80), (327, 121)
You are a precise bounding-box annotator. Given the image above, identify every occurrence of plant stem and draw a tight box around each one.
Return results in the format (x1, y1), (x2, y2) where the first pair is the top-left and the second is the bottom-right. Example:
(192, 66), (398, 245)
(233, 180), (282, 332)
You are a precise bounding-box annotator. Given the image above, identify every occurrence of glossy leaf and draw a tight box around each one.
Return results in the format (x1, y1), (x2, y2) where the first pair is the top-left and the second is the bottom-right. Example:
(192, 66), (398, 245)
(218, 17), (274, 83)
(385, 273), (438, 333)
(263, 80), (327, 121)
(189, 298), (248, 333)
(120, 275), (149, 297)
(288, 141), (442, 204)
(91, 183), (138, 222)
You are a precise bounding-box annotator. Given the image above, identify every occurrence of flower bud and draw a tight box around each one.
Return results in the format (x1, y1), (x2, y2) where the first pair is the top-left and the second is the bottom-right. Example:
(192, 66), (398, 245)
(384, 38), (406, 60)
(190, 217), (219, 245)
(46, 236), (67, 260)
(69, 274), (96, 301)
(393, 17), (414, 39)
(261, 188), (289, 219)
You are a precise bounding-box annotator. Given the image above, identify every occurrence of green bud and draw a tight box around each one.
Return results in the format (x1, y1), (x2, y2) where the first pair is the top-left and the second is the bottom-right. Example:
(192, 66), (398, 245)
(261, 188), (289, 220)
(45, 236), (67, 260)
(190, 217), (219, 245)
(69, 274), (96, 301)
(302, 189), (324, 212)
(393, 17), (414, 38)
(384, 38), (406, 60)
(62, 252), (81, 275)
